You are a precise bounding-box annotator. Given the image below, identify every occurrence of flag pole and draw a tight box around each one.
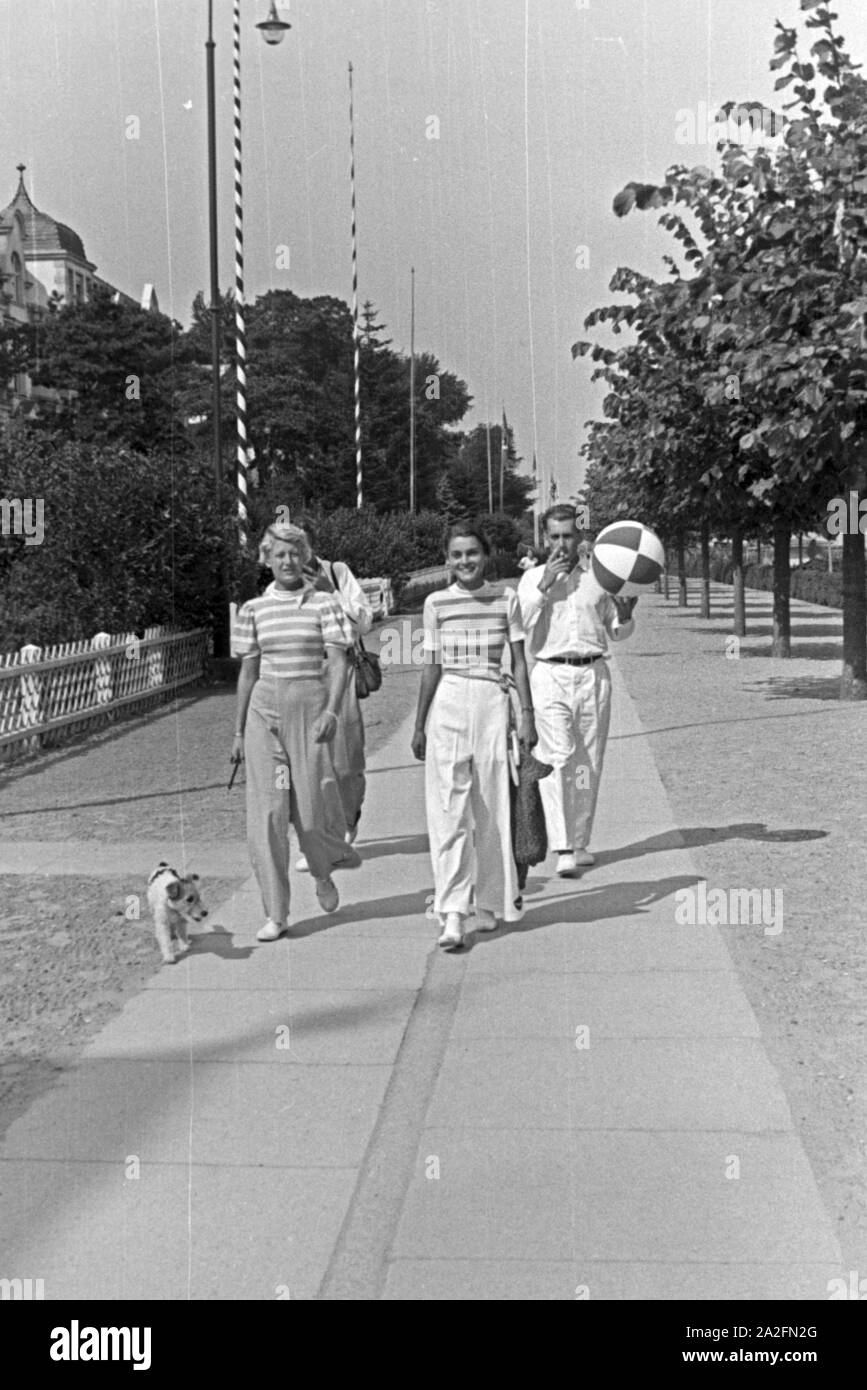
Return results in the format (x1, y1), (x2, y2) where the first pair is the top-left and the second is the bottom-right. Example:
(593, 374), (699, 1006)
(486, 421), (493, 513)
(233, 0), (248, 550)
(499, 408), (506, 512)
(409, 265), (415, 513)
(533, 453), (540, 548)
(348, 61), (362, 509)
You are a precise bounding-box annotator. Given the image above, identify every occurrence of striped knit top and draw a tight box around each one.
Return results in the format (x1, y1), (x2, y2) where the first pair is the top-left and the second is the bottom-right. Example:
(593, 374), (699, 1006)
(231, 581), (352, 679)
(422, 582), (524, 672)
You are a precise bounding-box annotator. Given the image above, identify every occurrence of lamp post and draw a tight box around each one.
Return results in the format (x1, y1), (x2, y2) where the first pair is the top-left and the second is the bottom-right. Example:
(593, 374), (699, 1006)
(206, 1), (290, 659)
(206, 0), (228, 658)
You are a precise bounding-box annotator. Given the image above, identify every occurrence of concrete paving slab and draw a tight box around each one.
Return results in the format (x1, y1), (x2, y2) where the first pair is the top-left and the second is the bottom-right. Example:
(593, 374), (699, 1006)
(425, 1038), (793, 1131)
(465, 918), (735, 974)
(391, 1129), (839, 1264)
(1, 1058), (390, 1167)
(382, 1258), (842, 1301)
(80, 987), (416, 1064)
(0, 1158), (358, 1300)
(139, 936), (430, 993)
(450, 970), (761, 1039)
(0, 625), (843, 1300)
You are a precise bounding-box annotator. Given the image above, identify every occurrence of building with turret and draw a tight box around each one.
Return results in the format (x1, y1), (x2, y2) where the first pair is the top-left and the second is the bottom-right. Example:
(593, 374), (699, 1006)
(0, 165), (159, 420)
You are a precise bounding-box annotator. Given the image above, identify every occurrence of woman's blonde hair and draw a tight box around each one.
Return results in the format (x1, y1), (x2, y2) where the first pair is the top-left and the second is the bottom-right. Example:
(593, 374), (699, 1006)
(258, 521), (312, 567)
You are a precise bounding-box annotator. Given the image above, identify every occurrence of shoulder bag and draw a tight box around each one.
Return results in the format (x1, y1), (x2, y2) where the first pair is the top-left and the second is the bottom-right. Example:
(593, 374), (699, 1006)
(328, 562), (382, 699)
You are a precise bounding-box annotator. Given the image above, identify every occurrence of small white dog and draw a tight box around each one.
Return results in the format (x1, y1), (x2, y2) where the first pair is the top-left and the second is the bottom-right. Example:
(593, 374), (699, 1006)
(146, 862), (209, 964)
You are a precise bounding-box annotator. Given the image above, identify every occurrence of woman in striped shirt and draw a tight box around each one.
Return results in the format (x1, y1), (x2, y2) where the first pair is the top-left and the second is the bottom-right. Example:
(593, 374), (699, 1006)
(411, 522), (537, 950)
(230, 522), (360, 940)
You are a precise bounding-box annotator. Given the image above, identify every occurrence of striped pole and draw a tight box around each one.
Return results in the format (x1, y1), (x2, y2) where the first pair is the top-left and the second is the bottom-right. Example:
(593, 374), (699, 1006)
(409, 265), (415, 512)
(233, 0), (248, 550)
(348, 62), (362, 510)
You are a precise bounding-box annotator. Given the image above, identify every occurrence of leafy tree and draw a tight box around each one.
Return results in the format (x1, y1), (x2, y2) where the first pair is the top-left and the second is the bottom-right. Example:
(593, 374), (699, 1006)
(443, 421), (534, 519)
(28, 284), (193, 453)
(0, 429), (227, 648)
(583, 0), (867, 691)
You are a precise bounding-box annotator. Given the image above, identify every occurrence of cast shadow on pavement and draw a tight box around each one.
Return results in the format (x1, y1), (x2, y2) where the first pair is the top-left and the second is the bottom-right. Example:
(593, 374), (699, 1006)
(731, 644), (843, 662)
(184, 924), (254, 963)
(287, 887), (435, 938)
(468, 872), (706, 949)
(744, 675), (847, 701)
(589, 823), (827, 870)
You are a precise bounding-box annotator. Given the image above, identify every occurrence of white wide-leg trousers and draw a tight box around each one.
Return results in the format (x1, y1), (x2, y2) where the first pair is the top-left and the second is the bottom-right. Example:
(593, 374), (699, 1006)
(529, 658), (612, 852)
(424, 674), (521, 923)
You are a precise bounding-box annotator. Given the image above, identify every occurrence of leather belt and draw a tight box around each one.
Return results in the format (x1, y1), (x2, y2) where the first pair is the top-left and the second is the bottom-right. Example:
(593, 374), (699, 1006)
(542, 653), (603, 666)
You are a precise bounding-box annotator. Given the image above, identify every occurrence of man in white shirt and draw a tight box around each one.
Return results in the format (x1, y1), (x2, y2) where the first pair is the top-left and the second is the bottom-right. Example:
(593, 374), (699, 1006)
(517, 505), (637, 877)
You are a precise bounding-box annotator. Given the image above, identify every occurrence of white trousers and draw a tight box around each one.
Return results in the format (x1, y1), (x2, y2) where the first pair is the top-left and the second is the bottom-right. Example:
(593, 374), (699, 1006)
(424, 673), (521, 923)
(529, 658), (612, 852)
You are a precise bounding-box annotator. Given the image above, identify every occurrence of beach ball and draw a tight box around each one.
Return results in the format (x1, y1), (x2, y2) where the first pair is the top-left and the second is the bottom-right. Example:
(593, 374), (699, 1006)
(591, 521), (664, 596)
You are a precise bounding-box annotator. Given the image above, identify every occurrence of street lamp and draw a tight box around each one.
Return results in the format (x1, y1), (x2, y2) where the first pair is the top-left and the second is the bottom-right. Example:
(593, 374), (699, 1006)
(256, 2), (291, 45)
(206, 0), (290, 660)
(206, 0), (228, 658)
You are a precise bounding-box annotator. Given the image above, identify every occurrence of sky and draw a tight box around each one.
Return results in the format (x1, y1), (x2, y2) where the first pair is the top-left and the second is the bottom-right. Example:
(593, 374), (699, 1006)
(4, 0), (867, 507)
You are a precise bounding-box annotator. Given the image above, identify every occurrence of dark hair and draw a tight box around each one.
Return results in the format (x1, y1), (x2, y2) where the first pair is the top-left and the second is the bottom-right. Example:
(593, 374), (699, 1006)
(295, 516), (317, 548)
(443, 519), (491, 557)
(542, 504), (578, 533)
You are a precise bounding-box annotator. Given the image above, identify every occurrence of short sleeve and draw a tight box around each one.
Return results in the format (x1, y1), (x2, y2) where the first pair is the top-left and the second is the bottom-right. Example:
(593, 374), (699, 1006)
(231, 601), (259, 659)
(421, 594), (442, 660)
(318, 594), (353, 648)
(504, 587), (525, 643)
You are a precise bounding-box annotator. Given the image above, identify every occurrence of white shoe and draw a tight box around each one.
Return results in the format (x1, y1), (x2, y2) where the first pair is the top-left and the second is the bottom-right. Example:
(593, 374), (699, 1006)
(315, 875), (339, 913)
(556, 852), (580, 878)
(346, 822), (359, 844)
(295, 854), (309, 873)
(257, 918), (287, 942)
(437, 912), (465, 950)
(474, 908), (499, 933)
(573, 847), (595, 866)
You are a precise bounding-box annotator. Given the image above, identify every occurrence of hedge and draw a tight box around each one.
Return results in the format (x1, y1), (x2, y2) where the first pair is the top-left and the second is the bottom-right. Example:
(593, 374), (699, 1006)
(682, 552), (847, 609)
(0, 428), (527, 650)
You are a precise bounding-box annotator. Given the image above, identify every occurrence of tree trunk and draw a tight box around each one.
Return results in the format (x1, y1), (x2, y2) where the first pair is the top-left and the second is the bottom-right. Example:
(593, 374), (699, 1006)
(840, 526), (867, 699)
(677, 534), (687, 606)
(699, 521), (711, 618)
(772, 516), (791, 658)
(797, 533), (803, 569)
(756, 538), (762, 567)
(663, 545), (670, 600)
(731, 524), (746, 637)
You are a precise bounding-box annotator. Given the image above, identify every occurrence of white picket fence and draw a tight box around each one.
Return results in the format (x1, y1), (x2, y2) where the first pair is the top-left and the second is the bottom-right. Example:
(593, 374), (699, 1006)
(359, 577), (395, 618)
(0, 626), (210, 763)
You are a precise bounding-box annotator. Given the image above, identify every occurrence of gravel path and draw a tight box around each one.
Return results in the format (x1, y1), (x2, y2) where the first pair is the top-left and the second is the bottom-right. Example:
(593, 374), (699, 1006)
(0, 622), (415, 846)
(614, 579), (867, 1271)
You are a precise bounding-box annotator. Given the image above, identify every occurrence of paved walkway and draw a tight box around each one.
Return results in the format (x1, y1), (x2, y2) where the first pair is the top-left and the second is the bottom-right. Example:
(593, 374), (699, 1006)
(0, 624), (842, 1300)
